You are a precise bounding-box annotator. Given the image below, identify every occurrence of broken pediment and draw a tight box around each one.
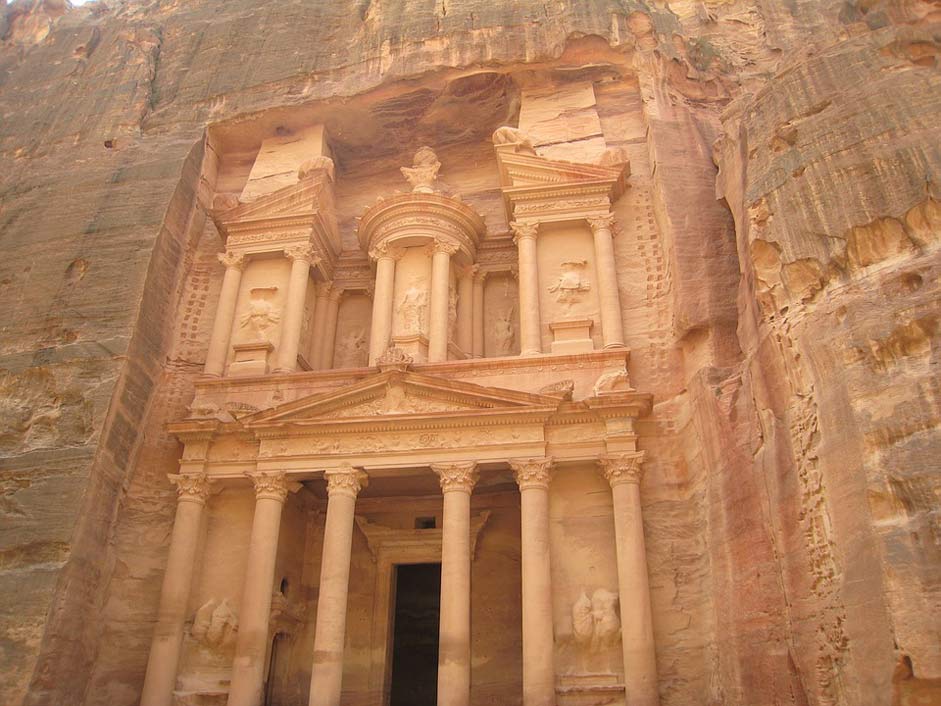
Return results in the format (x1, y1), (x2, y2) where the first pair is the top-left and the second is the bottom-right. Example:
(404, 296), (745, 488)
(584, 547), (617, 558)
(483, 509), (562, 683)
(491, 131), (630, 223)
(242, 370), (562, 429)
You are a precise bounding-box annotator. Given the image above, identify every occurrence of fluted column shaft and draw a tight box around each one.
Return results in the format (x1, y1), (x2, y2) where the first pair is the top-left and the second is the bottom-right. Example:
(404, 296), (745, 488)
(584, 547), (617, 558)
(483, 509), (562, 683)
(308, 466), (368, 706)
(368, 245), (401, 365)
(310, 282), (333, 370)
(140, 474), (212, 706)
(432, 462), (479, 706)
(429, 239), (457, 363)
(511, 222), (542, 356)
(511, 458), (556, 706)
(456, 266), (475, 356)
(471, 270), (486, 358)
(205, 252), (246, 376)
(588, 215), (625, 349)
(276, 247), (319, 373)
(227, 472), (290, 706)
(321, 288), (343, 370)
(600, 453), (659, 706)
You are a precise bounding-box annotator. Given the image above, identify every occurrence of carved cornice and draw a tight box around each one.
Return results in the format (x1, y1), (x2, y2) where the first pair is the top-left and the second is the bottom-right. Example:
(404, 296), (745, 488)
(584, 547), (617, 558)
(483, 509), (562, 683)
(598, 452), (645, 487)
(218, 251), (246, 270)
(168, 473), (212, 506)
(510, 221), (539, 244)
(586, 213), (617, 233)
(247, 470), (290, 502)
(325, 463), (368, 499)
(284, 244), (321, 265)
(510, 457), (553, 490)
(431, 462), (479, 493)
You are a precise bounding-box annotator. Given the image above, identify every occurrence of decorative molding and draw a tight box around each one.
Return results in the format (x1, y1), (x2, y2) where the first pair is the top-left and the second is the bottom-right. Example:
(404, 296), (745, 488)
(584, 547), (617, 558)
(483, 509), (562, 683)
(598, 452), (645, 487)
(324, 463), (368, 498)
(217, 251), (246, 270)
(510, 457), (553, 490)
(246, 470), (290, 502)
(168, 473), (212, 505)
(431, 462), (479, 493)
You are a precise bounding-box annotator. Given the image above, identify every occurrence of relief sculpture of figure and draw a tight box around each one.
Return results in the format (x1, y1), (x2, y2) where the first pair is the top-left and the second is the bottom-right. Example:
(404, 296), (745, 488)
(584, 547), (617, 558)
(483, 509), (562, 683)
(338, 328), (367, 367)
(570, 588), (621, 674)
(495, 307), (515, 355)
(548, 260), (591, 305)
(448, 286), (459, 340)
(239, 287), (280, 340)
(191, 598), (238, 650)
(396, 280), (428, 335)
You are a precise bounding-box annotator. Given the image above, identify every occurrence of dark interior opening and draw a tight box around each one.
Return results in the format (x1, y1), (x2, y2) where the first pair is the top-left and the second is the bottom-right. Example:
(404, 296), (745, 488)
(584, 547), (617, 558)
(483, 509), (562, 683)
(389, 562), (441, 706)
(415, 516), (437, 529)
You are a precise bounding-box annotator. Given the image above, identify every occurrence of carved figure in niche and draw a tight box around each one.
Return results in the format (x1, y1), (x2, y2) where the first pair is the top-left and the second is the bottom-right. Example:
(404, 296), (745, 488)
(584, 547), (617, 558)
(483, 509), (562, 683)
(571, 588), (621, 673)
(191, 598), (238, 650)
(337, 328), (367, 367)
(400, 146), (441, 193)
(548, 260), (591, 306)
(239, 286), (280, 340)
(495, 307), (516, 355)
(396, 279), (428, 335)
(448, 286), (458, 340)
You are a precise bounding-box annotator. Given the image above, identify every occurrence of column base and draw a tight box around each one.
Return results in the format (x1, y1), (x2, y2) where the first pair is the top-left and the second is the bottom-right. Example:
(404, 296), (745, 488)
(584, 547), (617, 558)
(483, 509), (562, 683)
(602, 342), (627, 350)
(521, 349), (543, 357)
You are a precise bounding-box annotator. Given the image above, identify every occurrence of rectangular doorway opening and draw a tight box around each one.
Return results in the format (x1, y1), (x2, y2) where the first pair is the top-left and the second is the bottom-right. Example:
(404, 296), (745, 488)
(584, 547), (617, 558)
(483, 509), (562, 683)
(389, 562), (441, 706)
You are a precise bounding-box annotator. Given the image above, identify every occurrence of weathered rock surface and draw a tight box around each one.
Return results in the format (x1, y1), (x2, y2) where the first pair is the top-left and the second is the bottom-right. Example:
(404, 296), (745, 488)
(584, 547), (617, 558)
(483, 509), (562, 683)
(1, 1), (939, 705)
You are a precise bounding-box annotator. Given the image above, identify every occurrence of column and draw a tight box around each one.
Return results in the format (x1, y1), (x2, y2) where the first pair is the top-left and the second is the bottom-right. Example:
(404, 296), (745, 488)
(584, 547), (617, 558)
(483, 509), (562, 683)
(471, 269), (487, 358)
(599, 453), (659, 706)
(587, 214), (626, 349)
(227, 472), (290, 706)
(367, 243), (402, 366)
(321, 287), (343, 370)
(308, 465), (368, 706)
(205, 251), (246, 376)
(510, 222), (542, 356)
(456, 265), (475, 356)
(510, 458), (556, 706)
(275, 246), (319, 373)
(140, 474), (212, 706)
(431, 462), (479, 706)
(310, 282), (333, 370)
(428, 238), (458, 363)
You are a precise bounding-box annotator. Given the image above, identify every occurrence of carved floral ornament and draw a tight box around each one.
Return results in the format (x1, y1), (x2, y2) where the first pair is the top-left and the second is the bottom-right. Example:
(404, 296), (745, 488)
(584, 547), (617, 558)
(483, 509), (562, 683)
(586, 213), (617, 234)
(509, 221), (539, 243)
(218, 250), (246, 270)
(368, 241), (407, 262)
(168, 473), (212, 505)
(246, 470), (290, 502)
(283, 244), (321, 265)
(598, 452), (645, 487)
(431, 462), (479, 493)
(325, 463), (368, 498)
(509, 457), (553, 490)
(431, 237), (460, 256)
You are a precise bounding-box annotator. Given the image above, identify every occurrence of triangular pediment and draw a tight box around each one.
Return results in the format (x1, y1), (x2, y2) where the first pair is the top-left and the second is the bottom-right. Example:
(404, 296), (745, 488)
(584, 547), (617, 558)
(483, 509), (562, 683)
(495, 150), (627, 191)
(243, 371), (561, 429)
(214, 175), (334, 232)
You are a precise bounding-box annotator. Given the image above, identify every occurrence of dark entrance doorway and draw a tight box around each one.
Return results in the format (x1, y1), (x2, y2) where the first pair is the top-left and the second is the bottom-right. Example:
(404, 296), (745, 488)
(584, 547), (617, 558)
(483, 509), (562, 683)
(389, 562), (441, 706)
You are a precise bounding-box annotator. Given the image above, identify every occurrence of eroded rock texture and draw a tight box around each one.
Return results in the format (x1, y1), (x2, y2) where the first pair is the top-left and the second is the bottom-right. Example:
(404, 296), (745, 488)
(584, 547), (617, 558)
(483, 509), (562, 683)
(0, 1), (939, 705)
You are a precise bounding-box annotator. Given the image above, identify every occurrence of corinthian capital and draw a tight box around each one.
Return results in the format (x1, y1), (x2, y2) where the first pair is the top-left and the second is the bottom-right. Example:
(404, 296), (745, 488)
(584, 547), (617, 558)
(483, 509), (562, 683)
(598, 452), (645, 487)
(218, 251), (246, 270)
(510, 221), (539, 244)
(586, 213), (616, 233)
(324, 464), (368, 498)
(432, 238), (460, 256)
(168, 473), (212, 505)
(246, 470), (290, 502)
(431, 462), (479, 494)
(509, 457), (553, 490)
(368, 242), (406, 262)
(284, 244), (321, 265)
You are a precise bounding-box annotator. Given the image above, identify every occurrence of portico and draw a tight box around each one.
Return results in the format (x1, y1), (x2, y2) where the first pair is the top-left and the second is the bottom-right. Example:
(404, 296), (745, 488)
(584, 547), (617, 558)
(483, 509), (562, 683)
(144, 348), (657, 706)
